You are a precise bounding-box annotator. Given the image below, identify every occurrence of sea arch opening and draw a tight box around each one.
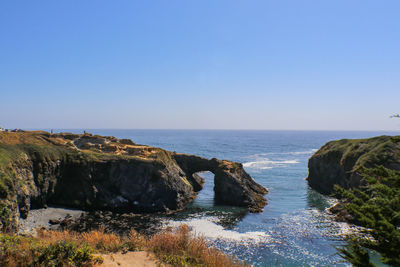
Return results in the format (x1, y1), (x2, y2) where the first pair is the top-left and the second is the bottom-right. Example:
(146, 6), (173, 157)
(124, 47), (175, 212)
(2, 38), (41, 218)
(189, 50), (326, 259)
(191, 171), (216, 208)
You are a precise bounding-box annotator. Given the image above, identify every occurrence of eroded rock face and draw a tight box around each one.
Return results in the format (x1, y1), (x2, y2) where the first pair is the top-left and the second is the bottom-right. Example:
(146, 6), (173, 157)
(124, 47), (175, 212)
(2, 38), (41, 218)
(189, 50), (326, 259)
(307, 135), (400, 195)
(0, 131), (267, 230)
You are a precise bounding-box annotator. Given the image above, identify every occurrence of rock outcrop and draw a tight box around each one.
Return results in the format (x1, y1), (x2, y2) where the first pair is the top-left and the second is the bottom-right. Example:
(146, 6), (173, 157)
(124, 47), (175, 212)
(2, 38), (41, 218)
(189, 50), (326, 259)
(0, 131), (267, 230)
(307, 135), (400, 195)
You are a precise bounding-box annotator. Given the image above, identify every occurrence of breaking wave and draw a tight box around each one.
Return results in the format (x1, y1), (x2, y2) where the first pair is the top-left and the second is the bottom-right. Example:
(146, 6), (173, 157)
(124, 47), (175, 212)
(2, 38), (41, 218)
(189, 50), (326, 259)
(244, 149), (318, 158)
(285, 149), (318, 155)
(243, 158), (299, 170)
(241, 149), (317, 170)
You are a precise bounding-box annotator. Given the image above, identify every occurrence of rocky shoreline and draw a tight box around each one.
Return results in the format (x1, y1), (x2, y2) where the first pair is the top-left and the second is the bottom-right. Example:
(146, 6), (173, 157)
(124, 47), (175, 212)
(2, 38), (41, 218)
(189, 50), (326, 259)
(17, 205), (169, 237)
(0, 130), (267, 232)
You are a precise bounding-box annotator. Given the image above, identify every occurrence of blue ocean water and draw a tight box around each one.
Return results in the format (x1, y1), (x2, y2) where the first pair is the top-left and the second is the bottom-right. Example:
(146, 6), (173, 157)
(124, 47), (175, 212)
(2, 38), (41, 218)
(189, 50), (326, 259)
(57, 129), (398, 266)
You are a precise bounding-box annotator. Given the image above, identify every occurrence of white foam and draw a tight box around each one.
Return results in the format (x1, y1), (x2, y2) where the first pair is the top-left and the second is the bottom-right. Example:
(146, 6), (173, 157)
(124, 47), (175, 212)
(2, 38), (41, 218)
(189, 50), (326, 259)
(243, 158), (299, 170)
(244, 149), (318, 158)
(260, 166), (273, 170)
(279, 160), (300, 164)
(286, 149), (318, 155)
(168, 218), (270, 242)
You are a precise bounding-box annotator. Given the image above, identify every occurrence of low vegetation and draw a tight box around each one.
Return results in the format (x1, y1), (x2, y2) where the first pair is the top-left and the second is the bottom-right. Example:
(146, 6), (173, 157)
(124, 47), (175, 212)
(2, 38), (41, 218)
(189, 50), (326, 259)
(148, 225), (247, 267)
(317, 136), (400, 173)
(0, 225), (246, 267)
(334, 166), (400, 266)
(0, 233), (101, 266)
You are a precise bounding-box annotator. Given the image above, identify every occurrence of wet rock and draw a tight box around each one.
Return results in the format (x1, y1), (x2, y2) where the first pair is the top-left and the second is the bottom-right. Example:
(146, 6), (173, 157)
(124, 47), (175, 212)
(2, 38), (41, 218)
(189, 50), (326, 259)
(328, 203), (357, 224)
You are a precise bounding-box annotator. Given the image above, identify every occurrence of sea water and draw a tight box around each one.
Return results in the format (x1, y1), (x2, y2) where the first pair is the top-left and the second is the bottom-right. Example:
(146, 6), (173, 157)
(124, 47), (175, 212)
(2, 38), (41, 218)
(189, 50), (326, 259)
(56, 129), (398, 266)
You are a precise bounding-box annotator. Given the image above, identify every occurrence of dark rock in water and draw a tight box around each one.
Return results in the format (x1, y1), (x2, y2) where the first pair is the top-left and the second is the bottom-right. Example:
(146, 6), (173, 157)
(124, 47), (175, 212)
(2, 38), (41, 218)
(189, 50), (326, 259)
(307, 135), (400, 195)
(0, 130), (268, 231)
(327, 202), (357, 223)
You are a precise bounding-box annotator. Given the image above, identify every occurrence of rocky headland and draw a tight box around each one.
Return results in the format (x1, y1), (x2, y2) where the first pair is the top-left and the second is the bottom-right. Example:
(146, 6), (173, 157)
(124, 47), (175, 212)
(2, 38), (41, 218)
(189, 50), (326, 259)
(307, 135), (400, 223)
(307, 135), (400, 195)
(0, 131), (267, 231)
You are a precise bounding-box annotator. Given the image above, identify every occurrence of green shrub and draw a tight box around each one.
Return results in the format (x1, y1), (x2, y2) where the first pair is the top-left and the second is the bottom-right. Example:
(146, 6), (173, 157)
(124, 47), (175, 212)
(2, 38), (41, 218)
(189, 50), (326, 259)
(0, 234), (100, 267)
(0, 172), (14, 198)
(0, 203), (12, 232)
(35, 241), (94, 266)
(335, 166), (400, 266)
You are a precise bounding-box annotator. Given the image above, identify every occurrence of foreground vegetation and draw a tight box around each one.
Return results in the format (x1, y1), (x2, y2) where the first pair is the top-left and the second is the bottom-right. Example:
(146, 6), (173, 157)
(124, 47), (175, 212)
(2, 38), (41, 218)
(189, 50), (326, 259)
(335, 166), (400, 266)
(0, 225), (247, 267)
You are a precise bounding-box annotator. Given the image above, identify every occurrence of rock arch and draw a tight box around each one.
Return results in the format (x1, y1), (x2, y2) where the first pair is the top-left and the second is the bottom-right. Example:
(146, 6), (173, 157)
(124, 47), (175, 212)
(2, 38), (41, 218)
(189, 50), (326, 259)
(172, 154), (268, 212)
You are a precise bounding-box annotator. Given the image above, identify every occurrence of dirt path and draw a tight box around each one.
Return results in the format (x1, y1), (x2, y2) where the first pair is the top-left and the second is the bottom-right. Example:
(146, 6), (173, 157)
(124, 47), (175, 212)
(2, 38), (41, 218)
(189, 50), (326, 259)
(95, 251), (167, 267)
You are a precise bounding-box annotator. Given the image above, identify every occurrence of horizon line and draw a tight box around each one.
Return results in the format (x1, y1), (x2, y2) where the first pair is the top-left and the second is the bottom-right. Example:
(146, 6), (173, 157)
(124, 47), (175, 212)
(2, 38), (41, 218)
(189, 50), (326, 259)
(24, 128), (400, 132)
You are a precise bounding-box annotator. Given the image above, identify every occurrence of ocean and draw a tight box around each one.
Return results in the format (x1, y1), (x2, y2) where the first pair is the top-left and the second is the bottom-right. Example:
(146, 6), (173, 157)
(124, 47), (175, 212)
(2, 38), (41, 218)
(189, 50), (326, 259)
(55, 129), (398, 266)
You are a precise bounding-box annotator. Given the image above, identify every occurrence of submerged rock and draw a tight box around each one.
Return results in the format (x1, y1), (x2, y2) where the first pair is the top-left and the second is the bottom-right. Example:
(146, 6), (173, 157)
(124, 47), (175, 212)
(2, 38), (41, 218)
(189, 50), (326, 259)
(0, 131), (268, 230)
(327, 202), (357, 224)
(307, 135), (400, 195)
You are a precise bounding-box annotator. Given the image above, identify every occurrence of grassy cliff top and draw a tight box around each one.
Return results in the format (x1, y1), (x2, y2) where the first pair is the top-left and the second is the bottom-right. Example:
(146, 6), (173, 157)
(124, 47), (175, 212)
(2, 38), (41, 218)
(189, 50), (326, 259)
(0, 130), (169, 168)
(313, 135), (400, 172)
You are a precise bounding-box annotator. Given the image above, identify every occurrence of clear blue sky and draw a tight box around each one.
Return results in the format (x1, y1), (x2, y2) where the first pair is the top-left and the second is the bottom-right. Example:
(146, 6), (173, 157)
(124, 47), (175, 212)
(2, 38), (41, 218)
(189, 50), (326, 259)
(1, 1), (399, 130)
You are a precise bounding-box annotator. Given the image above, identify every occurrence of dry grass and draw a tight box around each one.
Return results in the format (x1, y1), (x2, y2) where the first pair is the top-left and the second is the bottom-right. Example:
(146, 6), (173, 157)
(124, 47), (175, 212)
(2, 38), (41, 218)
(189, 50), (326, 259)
(1, 225), (246, 267)
(148, 225), (248, 267)
(37, 227), (145, 253)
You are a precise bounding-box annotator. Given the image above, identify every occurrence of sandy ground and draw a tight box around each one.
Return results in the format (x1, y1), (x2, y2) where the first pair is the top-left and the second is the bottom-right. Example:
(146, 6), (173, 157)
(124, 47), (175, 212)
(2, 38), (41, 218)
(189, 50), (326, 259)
(18, 207), (85, 235)
(95, 251), (167, 267)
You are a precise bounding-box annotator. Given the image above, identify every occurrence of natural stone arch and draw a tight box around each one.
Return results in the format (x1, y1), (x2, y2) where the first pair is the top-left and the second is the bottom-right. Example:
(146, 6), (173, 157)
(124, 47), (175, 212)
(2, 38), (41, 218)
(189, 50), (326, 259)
(172, 154), (268, 212)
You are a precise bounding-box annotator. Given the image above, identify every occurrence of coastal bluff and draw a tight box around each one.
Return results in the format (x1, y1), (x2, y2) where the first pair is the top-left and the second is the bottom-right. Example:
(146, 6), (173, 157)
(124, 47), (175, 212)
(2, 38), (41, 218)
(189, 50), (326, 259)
(0, 131), (267, 231)
(307, 135), (400, 195)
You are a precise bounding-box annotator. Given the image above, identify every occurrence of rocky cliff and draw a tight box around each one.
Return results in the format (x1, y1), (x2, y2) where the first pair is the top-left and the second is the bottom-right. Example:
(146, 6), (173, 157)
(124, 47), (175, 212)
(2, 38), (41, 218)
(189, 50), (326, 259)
(307, 135), (400, 195)
(0, 131), (267, 231)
